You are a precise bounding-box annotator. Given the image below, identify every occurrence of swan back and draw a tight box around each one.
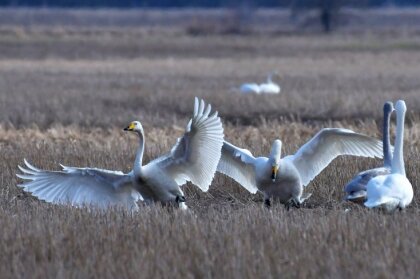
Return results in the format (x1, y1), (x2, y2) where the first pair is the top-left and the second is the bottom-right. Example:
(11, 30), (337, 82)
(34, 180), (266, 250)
(259, 83), (280, 94)
(391, 100), (406, 176)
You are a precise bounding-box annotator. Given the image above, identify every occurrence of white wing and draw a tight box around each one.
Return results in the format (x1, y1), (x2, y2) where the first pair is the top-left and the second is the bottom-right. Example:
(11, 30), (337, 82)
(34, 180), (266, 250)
(217, 141), (258, 194)
(344, 167), (390, 194)
(240, 83), (260, 94)
(17, 159), (141, 211)
(151, 98), (224, 191)
(290, 128), (384, 186)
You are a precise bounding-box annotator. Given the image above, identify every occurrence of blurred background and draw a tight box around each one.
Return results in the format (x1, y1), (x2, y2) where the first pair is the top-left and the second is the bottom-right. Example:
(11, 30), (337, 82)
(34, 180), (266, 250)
(1, 0), (420, 130)
(1, 1), (420, 33)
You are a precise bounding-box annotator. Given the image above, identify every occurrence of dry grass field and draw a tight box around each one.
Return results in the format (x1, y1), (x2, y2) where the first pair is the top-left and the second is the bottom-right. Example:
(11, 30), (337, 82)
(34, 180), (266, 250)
(0, 8), (419, 279)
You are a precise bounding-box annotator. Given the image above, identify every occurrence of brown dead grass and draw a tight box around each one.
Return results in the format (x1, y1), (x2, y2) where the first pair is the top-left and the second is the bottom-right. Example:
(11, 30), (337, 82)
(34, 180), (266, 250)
(0, 12), (420, 278)
(1, 123), (419, 279)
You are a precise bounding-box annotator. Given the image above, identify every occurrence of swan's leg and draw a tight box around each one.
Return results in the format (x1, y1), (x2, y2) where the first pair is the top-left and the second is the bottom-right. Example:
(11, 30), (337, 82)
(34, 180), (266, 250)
(285, 198), (300, 211)
(285, 199), (292, 211)
(292, 199), (301, 209)
(264, 198), (271, 208)
(263, 193), (271, 208)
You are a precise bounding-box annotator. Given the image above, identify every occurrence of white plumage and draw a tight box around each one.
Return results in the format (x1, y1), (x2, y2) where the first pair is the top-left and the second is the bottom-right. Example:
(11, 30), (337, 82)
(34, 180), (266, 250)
(364, 100), (413, 212)
(17, 98), (224, 211)
(237, 73), (281, 95)
(239, 83), (261, 94)
(258, 73), (280, 94)
(18, 161), (141, 210)
(217, 128), (383, 209)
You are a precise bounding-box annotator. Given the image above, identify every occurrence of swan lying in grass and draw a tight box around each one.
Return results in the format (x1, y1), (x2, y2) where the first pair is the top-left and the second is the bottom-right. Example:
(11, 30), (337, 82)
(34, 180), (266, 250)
(217, 129), (383, 209)
(238, 72), (281, 94)
(17, 98), (224, 211)
(364, 100), (413, 212)
(345, 102), (394, 203)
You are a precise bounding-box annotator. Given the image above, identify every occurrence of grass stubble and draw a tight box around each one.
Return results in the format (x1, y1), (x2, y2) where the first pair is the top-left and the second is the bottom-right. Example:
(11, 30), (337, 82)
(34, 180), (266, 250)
(0, 10), (420, 279)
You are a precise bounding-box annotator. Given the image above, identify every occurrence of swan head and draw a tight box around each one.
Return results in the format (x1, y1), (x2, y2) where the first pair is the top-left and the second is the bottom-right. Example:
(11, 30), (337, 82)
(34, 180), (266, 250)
(384, 101), (394, 115)
(123, 121), (144, 134)
(270, 139), (282, 182)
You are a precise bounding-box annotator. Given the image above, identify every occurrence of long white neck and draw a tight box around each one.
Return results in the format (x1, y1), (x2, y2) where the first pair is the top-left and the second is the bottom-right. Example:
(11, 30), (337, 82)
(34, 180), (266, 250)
(134, 130), (145, 174)
(383, 105), (393, 167)
(391, 103), (406, 176)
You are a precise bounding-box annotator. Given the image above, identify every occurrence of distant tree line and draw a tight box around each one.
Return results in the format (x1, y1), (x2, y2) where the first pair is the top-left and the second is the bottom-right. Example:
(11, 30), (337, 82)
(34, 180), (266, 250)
(0, 0), (419, 8)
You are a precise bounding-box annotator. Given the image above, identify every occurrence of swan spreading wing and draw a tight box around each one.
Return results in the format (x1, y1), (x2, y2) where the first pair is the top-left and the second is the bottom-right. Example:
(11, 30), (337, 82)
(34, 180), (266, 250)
(217, 141), (258, 194)
(152, 98), (224, 191)
(17, 159), (140, 210)
(289, 128), (384, 186)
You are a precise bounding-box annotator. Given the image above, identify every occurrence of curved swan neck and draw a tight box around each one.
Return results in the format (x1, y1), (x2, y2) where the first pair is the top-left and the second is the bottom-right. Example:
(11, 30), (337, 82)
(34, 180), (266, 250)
(134, 130), (145, 173)
(383, 103), (393, 167)
(391, 101), (406, 176)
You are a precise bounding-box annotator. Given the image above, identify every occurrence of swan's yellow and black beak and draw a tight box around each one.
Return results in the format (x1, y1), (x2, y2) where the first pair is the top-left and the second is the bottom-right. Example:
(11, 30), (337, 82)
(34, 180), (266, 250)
(123, 122), (135, 131)
(271, 165), (279, 182)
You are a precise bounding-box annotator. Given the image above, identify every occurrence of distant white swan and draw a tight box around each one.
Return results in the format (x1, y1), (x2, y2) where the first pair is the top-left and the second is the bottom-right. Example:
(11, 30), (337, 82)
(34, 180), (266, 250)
(237, 72), (281, 95)
(345, 102), (394, 202)
(217, 128), (383, 209)
(17, 98), (224, 211)
(364, 100), (413, 212)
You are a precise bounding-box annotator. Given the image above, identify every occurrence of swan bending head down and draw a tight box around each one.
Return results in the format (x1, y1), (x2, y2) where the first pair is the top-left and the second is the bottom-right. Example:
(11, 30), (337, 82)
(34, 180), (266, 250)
(270, 139), (282, 181)
(217, 128), (383, 209)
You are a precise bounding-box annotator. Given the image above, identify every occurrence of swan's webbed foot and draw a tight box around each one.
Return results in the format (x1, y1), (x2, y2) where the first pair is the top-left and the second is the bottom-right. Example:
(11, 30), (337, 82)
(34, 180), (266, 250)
(285, 198), (300, 211)
(175, 195), (186, 204)
(264, 198), (271, 208)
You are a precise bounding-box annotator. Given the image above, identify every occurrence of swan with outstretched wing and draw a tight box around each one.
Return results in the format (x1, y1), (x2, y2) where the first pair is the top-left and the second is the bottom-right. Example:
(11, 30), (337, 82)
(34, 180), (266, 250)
(17, 98), (224, 211)
(217, 128), (383, 209)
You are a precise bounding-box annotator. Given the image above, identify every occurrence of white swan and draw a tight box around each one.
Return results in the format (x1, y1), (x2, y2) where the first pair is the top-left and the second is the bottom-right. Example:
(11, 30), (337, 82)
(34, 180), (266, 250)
(17, 98), (224, 211)
(217, 128), (383, 209)
(237, 72), (280, 94)
(364, 100), (413, 212)
(345, 102), (394, 203)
